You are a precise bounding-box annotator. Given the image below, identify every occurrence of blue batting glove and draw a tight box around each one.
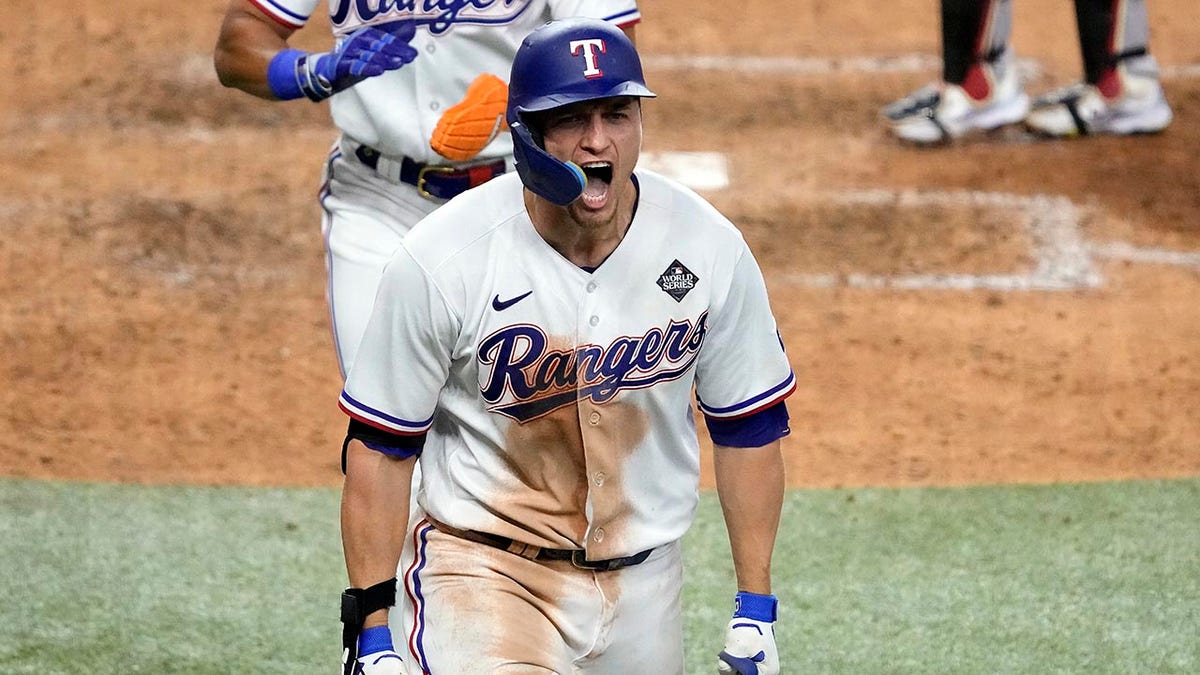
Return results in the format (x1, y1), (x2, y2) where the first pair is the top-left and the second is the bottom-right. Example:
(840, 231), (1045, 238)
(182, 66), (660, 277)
(269, 21), (418, 101)
(716, 592), (780, 675)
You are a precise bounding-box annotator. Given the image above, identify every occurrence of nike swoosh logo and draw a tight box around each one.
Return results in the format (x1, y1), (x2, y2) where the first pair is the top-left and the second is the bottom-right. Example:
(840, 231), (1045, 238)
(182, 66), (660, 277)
(491, 290), (533, 311)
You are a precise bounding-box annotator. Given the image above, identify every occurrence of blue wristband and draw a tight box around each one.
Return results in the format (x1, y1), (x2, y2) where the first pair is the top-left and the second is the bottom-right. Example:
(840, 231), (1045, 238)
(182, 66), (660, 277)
(266, 49), (308, 100)
(734, 591), (778, 622)
(357, 625), (394, 656)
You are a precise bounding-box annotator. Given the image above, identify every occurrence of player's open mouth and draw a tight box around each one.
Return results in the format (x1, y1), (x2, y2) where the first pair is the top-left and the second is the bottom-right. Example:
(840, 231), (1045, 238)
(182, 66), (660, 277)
(581, 162), (613, 184)
(579, 162), (613, 209)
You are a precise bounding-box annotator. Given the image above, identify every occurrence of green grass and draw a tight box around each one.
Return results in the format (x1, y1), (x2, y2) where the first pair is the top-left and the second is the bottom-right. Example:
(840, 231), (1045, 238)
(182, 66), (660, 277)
(2, 478), (1197, 674)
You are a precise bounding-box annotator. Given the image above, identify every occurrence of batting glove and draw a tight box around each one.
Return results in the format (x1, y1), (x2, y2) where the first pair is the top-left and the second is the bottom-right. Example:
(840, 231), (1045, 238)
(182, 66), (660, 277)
(268, 21), (418, 102)
(716, 592), (780, 675)
(349, 626), (409, 675)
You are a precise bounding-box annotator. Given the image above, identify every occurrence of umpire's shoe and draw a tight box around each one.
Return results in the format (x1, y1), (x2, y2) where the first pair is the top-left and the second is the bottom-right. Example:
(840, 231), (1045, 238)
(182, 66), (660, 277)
(882, 51), (1029, 144)
(1024, 60), (1173, 137)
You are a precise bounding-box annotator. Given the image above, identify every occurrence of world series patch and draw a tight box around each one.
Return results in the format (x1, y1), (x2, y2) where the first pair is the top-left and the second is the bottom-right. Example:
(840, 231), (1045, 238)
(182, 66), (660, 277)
(657, 259), (698, 302)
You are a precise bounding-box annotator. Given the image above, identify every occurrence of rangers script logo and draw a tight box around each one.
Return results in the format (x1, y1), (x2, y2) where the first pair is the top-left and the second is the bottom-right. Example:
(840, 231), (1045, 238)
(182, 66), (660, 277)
(478, 313), (709, 422)
(330, 0), (535, 35)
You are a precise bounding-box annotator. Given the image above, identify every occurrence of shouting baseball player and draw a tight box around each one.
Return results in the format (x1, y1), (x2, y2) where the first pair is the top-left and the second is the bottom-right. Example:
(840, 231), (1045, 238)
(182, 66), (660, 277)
(213, 0), (641, 378)
(337, 18), (794, 675)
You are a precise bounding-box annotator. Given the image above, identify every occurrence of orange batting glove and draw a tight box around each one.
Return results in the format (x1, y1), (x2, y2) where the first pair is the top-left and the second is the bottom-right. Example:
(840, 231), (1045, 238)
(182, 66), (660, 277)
(430, 73), (509, 162)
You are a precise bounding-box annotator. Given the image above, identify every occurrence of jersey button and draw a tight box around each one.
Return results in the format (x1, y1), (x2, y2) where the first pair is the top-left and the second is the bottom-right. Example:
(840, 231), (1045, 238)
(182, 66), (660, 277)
(430, 102), (441, 111)
(426, 43), (437, 54)
(588, 412), (600, 426)
(586, 281), (597, 293)
(592, 528), (605, 543)
(593, 471), (606, 487)
(589, 315), (599, 326)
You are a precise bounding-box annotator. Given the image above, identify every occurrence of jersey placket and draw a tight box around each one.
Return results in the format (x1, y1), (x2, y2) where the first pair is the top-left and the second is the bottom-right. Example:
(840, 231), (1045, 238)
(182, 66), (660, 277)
(574, 273), (620, 559)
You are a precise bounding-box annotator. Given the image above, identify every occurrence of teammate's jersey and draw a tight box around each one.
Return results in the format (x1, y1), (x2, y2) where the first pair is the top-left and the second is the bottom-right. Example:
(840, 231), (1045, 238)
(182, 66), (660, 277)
(249, 0), (641, 162)
(341, 171), (795, 559)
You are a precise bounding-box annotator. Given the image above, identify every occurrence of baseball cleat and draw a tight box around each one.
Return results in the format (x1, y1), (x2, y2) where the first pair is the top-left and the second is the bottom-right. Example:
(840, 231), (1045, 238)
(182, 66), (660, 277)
(1023, 73), (1173, 138)
(882, 52), (1029, 144)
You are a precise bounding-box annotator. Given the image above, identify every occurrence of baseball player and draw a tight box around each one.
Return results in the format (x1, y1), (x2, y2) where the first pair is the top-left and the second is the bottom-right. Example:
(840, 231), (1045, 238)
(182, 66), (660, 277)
(883, 0), (1172, 143)
(213, 0), (641, 377)
(337, 18), (793, 675)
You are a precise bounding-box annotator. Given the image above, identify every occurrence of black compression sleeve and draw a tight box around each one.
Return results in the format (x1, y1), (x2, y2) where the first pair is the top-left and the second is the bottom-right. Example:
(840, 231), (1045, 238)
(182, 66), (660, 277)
(341, 418), (426, 473)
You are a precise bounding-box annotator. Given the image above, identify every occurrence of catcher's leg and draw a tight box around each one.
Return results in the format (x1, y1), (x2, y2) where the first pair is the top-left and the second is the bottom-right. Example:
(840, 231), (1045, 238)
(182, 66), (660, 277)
(883, 0), (1026, 143)
(941, 0), (1012, 93)
(1026, 0), (1172, 136)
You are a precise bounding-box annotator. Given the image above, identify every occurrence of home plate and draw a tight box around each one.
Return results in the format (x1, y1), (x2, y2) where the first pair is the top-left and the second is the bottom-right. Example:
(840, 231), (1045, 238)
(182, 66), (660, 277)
(638, 152), (729, 190)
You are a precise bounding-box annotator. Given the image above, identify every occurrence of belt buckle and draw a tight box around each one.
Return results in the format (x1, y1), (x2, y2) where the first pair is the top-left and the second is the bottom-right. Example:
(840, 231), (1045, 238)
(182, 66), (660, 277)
(416, 164), (455, 200)
(571, 549), (622, 572)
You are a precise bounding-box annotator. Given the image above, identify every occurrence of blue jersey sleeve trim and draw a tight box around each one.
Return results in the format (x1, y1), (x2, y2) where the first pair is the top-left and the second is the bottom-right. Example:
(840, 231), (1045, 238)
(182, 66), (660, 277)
(249, 0), (309, 27)
(705, 400), (790, 448)
(698, 371), (796, 418)
(606, 9), (642, 26)
(339, 391), (435, 434)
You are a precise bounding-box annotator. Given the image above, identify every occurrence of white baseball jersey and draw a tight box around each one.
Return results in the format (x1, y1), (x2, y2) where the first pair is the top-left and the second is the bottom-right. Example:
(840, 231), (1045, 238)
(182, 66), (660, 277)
(341, 170), (795, 559)
(249, 0), (641, 162)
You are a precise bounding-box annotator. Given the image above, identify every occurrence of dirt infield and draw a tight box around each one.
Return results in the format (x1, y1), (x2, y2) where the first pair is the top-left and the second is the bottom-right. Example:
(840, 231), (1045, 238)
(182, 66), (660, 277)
(2, 0), (1198, 489)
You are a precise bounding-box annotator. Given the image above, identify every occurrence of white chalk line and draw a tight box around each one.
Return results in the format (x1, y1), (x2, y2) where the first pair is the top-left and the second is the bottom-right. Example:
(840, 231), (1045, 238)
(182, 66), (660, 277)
(644, 53), (1200, 82)
(1089, 241), (1200, 268)
(776, 189), (1103, 291)
(638, 155), (1200, 290)
(776, 190), (1200, 290)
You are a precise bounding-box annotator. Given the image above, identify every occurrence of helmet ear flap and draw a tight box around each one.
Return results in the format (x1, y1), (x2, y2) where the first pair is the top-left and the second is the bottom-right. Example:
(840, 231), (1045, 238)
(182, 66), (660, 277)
(510, 120), (586, 206)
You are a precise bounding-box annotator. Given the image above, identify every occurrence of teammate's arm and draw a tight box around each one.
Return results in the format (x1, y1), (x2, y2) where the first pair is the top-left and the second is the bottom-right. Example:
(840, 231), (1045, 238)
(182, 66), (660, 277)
(341, 439), (415, 628)
(214, 0), (297, 100)
(712, 440), (784, 595)
(214, 0), (418, 102)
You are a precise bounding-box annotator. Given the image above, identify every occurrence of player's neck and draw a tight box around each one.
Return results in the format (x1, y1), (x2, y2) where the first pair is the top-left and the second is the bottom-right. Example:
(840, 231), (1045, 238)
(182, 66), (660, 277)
(525, 180), (637, 270)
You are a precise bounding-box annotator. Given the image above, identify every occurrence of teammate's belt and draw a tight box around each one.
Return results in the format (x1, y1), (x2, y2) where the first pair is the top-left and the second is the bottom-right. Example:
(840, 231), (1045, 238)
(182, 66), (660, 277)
(353, 144), (505, 201)
(424, 516), (654, 572)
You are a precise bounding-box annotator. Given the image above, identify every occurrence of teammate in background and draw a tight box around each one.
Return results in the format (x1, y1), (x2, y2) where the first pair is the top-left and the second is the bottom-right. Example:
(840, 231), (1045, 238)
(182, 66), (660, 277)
(883, 0), (1173, 143)
(337, 19), (792, 675)
(213, 0), (641, 377)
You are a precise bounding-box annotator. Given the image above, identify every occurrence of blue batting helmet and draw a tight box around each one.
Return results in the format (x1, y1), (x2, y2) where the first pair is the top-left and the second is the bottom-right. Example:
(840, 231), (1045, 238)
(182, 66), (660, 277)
(506, 18), (656, 205)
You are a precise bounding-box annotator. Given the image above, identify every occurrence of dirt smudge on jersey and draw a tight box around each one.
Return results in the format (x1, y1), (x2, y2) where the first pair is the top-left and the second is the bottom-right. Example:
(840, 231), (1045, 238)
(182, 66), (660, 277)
(575, 399), (648, 560)
(498, 333), (652, 556)
(501, 395), (591, 547)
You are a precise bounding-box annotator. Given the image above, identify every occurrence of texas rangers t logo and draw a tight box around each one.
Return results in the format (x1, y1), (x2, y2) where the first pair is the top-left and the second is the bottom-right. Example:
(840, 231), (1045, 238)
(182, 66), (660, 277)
(569, 39), (606, 78)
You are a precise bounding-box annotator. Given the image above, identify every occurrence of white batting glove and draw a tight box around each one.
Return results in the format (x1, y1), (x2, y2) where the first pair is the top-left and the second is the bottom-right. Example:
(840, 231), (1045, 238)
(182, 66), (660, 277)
(716, 592), (780, 675)
(349, 626), (409, 675)
(353, 649), (407, 675)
